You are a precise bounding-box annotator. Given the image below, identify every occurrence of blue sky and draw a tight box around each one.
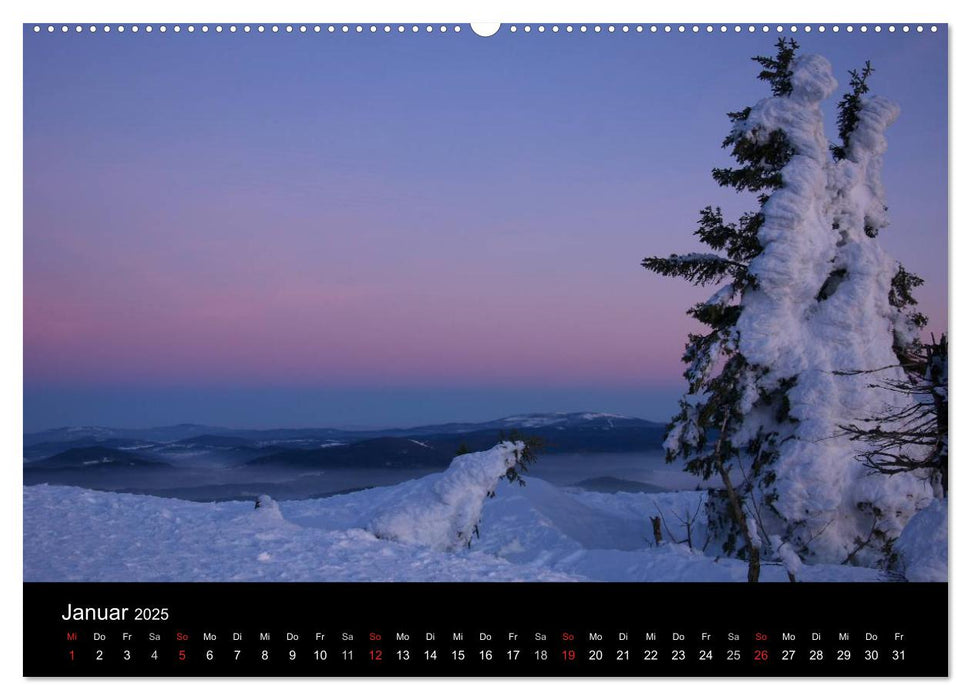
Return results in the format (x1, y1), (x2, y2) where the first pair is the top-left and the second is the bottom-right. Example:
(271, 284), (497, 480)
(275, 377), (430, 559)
(23, 26), (947, 430)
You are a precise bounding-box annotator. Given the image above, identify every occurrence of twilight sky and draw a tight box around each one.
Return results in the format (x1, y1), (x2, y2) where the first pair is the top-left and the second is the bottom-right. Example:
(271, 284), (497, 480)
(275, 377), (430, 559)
(23, 26), (947, 431)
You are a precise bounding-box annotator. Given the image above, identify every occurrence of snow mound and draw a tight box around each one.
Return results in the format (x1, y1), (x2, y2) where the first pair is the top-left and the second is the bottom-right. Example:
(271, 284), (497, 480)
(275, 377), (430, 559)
(368, 441), (525, 551)
(893, 499), (947, 582)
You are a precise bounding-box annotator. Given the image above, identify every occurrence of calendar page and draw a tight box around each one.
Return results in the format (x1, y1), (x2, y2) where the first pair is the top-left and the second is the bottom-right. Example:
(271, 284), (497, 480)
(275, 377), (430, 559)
(22, 19), (948, 677)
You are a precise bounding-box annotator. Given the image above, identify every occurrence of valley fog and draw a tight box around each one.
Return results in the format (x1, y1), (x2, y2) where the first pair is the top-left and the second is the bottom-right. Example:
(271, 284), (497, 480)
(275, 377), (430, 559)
(23, 451), (705, 503)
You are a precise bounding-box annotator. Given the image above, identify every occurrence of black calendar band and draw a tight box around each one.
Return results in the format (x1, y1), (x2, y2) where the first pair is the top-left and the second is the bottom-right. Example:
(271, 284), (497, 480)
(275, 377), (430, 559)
(24, 582), (948, 677)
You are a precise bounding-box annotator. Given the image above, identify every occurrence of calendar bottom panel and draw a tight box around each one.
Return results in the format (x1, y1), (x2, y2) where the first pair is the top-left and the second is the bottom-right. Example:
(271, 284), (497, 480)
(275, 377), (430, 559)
(24, 582), (946, 677)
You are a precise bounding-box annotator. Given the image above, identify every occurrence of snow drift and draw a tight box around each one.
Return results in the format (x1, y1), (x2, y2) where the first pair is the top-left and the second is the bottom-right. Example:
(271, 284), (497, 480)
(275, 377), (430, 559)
(892, 498), (947, 582)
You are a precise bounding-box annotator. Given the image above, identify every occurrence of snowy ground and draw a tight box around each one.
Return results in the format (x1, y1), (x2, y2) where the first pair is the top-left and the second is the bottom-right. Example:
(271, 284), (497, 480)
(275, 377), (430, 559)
(24, 473), (888, 583)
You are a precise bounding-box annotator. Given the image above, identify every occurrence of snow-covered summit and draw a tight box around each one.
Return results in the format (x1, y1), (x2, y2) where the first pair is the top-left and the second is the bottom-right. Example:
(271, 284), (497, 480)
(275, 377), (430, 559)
(495, 412), (632, 428)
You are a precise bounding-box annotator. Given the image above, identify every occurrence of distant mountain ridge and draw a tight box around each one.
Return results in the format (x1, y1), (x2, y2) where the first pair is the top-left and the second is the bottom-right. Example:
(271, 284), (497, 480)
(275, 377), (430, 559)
(23, 412), (674, 503)
(24, 412), (667, 472)
(25, 412), (663, 446)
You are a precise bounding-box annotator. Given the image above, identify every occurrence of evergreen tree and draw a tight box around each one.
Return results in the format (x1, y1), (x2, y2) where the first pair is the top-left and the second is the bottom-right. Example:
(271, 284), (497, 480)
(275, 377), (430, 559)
(643, 38), (801, 581)
(643, 41), (933, 571)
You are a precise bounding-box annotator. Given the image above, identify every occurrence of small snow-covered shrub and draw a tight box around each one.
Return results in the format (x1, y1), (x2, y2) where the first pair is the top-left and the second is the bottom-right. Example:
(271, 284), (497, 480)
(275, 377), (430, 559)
(369, 441), (530, 552)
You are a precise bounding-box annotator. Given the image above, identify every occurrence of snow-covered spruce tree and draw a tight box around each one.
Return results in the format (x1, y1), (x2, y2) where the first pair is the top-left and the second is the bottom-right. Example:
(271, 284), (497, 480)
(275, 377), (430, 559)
(642, 40), (934, 572)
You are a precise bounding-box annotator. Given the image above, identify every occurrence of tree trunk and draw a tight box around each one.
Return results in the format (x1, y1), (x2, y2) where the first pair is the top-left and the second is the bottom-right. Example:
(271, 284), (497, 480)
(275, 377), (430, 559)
(651, 517), (663, 546)
(712, 416), (760, 582)
(935, 389), (948, 497)
(717, 464), (761, 583)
